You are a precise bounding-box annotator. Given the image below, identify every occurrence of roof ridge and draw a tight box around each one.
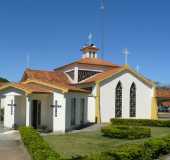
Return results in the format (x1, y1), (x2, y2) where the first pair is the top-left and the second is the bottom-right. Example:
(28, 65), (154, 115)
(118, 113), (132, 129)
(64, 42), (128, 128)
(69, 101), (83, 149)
(54, 58), (121, 71)
(26, 68), (55, 73)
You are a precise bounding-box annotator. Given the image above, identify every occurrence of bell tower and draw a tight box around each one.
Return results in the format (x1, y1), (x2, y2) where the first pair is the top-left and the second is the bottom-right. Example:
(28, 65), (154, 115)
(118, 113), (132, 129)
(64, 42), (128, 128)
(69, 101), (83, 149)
(81, 44), (99, 59)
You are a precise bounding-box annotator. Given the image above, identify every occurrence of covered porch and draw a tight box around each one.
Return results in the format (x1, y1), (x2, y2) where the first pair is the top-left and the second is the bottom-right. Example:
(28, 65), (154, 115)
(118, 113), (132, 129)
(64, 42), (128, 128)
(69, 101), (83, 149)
(0, 83), (55, 131)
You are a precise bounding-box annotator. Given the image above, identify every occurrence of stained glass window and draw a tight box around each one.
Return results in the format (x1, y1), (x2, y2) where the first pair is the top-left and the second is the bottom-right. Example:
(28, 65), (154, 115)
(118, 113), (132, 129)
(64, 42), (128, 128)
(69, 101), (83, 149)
(115, 82), (122, 118)
(130, 83), (136, 117)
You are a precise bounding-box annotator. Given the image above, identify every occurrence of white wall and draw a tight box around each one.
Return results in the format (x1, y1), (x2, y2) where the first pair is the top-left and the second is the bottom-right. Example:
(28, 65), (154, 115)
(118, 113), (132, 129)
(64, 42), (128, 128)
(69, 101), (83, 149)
(100, 71), (153, 122)
(0, 97), (6, 109)
(65, 93), (88, 131)
(53, 92), (66, 132)
(4, 95), (15, 128)
(1, 89), (25, 128)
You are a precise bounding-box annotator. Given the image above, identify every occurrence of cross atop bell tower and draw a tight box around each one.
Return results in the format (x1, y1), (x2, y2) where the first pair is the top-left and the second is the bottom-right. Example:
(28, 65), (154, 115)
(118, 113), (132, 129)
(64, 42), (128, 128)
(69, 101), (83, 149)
(81, 44), (100, 59)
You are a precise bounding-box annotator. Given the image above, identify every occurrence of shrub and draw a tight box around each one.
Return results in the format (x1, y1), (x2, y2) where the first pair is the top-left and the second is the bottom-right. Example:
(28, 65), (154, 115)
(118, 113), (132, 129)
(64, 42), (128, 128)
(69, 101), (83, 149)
(82, 134), (170, 160)
(144, 138), (169, 159)
(103, 143), (145, 160)
(111, 119), (170, 127)
(19, 127), (60, 160)
(91, 134), (170, 160)
(101, 125), (151, 139)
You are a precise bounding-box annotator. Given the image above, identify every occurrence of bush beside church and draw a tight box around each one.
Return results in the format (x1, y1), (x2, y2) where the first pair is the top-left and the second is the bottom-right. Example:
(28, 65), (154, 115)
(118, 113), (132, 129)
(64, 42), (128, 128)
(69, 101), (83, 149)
(101, 125), (151, 139)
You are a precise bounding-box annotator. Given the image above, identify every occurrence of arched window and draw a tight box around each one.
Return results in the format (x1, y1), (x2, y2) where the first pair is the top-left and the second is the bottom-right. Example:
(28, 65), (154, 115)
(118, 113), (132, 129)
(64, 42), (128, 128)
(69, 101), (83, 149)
(130, 83), (136, 117)
(115, 81), (122, 118)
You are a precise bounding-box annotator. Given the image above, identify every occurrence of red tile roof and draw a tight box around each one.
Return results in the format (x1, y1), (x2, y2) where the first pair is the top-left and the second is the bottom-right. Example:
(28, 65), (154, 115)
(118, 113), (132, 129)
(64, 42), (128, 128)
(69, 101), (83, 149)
(21, 69), (90, 93)
(15, 83), (53, 93)
(79, 65), (154, 87)
(156, 88), (170, 99)
(79, 67), (123, 84)
(0, 83), (53, 94)
(76, 58), (118, 67)
(0, 82), (6, 87)
(22, 69), (70, 84)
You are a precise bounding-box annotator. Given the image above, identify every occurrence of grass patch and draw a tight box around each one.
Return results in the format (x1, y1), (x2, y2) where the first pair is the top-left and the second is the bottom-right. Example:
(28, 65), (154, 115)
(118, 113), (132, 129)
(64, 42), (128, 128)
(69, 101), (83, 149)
(44, 127), (170, 158)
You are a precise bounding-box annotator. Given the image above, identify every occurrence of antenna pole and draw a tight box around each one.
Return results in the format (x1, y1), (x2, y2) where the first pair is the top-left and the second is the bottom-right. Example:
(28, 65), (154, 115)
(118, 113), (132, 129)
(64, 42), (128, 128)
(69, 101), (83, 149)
(88, 33), (93, 44)
(26, 54), (30, 68)
(100, 0), (105, 59)
(136, 65), (140, 72)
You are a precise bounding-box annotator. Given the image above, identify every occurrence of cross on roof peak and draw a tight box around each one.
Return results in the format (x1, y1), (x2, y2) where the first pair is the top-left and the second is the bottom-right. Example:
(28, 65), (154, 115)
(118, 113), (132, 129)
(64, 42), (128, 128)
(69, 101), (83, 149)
(122, 48), (130, 64)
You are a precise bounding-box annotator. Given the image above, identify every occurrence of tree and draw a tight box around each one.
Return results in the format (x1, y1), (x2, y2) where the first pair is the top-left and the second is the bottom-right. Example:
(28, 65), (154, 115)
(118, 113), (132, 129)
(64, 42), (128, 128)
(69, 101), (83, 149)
(0, 77), (9, 83)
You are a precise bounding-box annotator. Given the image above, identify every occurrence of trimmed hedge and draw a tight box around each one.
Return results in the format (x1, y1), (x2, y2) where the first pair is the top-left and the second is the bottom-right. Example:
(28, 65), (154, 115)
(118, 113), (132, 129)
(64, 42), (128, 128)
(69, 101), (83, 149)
(103, 143), (146, 160)
(70, 135), (170, 160)
(111, 118), (170, 127)
(19, 127), (60, 160)
(101, 125), (151, 139)
(102, 135), (170, 160)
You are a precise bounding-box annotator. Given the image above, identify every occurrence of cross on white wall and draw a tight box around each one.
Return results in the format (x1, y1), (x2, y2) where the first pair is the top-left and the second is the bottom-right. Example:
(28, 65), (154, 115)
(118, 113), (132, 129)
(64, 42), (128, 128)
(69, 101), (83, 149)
(8, 100), (16, 115)
(50, 100), (62, 117)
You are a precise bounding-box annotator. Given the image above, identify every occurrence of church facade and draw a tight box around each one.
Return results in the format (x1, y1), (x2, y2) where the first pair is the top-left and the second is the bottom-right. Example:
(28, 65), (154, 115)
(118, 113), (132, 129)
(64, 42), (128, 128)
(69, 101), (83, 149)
(0, 44), (166, 132)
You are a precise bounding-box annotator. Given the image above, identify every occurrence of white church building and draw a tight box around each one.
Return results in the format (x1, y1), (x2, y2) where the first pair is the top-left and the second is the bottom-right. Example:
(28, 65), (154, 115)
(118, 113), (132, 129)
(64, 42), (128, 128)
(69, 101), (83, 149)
(0, 44), (167, 132)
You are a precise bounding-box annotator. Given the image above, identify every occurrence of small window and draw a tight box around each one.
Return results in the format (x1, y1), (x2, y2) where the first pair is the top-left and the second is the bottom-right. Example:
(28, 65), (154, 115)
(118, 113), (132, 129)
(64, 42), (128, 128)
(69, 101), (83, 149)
(92, 52), (96, 58)
(89, 51), (92, 58)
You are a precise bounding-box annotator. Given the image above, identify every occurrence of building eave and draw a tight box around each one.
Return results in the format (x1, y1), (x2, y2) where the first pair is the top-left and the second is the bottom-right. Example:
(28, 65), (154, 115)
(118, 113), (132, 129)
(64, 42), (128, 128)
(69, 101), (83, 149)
(22, 79), (69, 93)
(0, 83), (31, 94)
(97, 65), (155, 87)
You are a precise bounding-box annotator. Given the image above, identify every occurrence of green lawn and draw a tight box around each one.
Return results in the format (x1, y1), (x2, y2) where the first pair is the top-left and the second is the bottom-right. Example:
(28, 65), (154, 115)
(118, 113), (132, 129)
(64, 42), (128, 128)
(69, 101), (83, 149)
(43, 127), (170, 158)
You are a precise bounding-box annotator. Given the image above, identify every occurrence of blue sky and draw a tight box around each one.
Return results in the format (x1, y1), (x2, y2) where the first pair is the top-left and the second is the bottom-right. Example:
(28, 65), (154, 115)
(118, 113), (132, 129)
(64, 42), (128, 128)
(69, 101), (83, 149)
(0, 0), (170, 84)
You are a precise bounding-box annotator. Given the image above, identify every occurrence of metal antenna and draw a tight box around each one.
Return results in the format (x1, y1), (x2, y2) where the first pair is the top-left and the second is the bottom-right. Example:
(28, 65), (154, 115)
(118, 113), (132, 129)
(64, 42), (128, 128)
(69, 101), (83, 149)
(88, 33), (93, 44)
(100, 0), (105, 59)
(122, 48), (129, 64)
(136, 65), (140, 72)
(100, 0), (105, 10)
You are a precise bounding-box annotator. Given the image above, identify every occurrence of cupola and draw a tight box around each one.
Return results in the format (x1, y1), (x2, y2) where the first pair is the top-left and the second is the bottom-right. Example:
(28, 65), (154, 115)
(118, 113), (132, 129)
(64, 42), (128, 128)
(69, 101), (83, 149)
(81, 44), (99, 59)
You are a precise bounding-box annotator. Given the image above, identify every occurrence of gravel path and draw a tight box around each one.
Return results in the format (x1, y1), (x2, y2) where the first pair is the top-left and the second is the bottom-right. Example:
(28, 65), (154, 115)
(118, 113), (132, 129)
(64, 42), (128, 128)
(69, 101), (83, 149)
(70, 123), (107, 133)
(161, 155), (170, 160)
(0, 130), (31, 160)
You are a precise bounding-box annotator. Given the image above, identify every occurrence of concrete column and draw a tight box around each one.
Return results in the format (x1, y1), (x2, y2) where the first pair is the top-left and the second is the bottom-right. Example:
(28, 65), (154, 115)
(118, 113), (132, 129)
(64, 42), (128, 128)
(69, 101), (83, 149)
(74, 67), (78, 83)
(26, 96), (31, 126)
